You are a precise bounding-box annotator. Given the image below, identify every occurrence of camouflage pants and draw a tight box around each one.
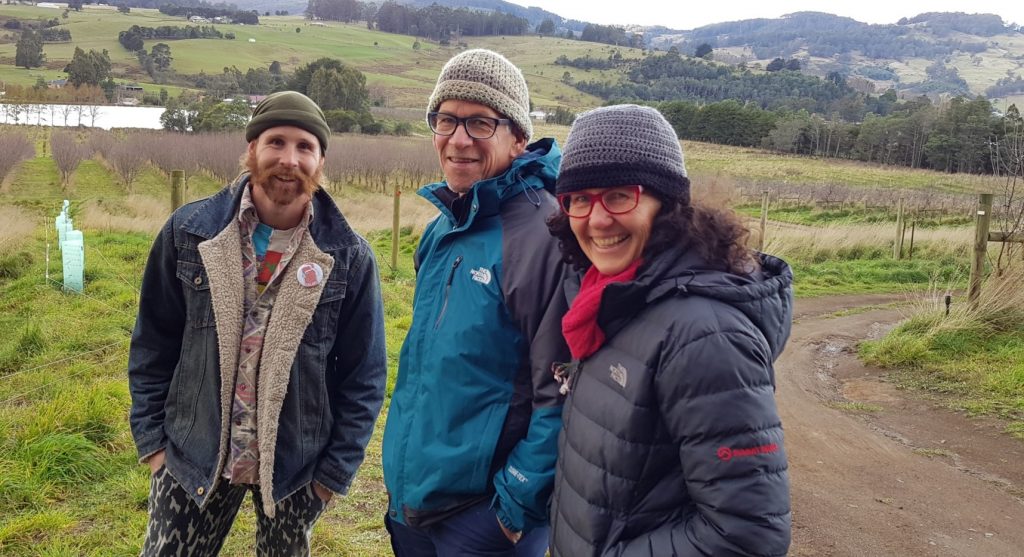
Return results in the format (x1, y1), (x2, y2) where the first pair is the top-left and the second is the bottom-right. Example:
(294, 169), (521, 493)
(141, 466), (327, 557)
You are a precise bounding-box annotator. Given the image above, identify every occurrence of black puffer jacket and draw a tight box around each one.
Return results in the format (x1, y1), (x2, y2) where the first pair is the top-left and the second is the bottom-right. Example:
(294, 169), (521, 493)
(549, 245), (793, 557)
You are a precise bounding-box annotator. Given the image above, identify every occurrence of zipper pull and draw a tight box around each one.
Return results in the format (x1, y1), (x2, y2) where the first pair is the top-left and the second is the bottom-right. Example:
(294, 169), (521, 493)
(552, 360), (579, 395)
(447, 255), (463, 285)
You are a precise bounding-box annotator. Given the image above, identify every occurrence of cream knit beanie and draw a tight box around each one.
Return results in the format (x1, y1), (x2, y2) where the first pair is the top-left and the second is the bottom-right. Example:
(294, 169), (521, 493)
(427, 49), (533, 140)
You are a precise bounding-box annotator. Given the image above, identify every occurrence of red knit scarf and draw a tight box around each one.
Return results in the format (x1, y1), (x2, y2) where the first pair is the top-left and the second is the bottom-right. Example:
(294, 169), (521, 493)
(562, 259), (642, 361)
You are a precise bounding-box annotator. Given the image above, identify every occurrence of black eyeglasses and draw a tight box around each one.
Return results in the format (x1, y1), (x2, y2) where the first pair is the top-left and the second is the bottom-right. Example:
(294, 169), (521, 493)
(427, 111), (513, 139)
(557, 185), (644, 218)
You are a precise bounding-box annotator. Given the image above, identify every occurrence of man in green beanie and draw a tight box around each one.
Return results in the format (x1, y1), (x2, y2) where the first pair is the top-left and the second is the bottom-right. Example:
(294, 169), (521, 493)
(129, 91), (386, 555)
(383, 49), (570, 556)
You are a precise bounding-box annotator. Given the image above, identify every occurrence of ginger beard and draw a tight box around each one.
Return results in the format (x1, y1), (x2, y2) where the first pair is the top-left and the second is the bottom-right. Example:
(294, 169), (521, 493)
(244, 149), (322, 206)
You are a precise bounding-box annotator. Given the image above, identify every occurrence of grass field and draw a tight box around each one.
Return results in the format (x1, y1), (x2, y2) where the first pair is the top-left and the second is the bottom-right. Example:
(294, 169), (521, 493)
(0, 125), (1019, 553)
(0, 5), (627, 109)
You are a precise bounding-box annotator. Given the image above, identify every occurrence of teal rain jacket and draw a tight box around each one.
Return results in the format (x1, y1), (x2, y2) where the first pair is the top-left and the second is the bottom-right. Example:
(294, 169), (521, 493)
(383, 139), (570, 534)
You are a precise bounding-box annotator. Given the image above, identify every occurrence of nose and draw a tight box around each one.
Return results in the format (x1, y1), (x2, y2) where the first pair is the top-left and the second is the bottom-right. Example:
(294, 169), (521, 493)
(278, 145), (299, 168)
(588, 200), (615, 227)
(449, 121), (474, 147)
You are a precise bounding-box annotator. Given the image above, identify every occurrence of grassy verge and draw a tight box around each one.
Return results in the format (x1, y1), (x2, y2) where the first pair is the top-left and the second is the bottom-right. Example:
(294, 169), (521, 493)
(860, 268), (1024, 438)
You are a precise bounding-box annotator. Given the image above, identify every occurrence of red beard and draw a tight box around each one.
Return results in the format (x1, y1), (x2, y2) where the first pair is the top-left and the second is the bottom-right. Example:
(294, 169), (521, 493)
(245, 151), (321, 207)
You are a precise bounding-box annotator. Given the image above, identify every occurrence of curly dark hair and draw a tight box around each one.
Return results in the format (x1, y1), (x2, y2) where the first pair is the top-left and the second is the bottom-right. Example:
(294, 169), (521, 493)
(547, 185), (759, 275)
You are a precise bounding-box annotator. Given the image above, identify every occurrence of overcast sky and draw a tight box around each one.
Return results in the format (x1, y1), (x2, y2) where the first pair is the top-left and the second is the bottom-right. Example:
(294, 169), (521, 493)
(505, 0), (1024, 30)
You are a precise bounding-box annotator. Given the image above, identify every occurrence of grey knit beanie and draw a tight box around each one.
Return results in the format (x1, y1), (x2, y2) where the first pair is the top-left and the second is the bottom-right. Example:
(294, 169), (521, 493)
(557, 104), (689, 205)
(427, 49), (533, 140)
(246, 91), (330, 154)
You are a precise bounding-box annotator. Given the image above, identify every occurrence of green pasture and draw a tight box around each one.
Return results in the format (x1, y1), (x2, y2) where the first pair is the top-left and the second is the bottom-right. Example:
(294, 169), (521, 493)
(683, 141), (1003, 192)
(0, 5), (615, 109)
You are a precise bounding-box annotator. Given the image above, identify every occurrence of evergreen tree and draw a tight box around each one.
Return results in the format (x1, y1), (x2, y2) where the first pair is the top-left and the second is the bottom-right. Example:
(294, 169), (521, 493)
(66, 47), (112, 87)
(288, 57), (368, 113)
(15, 29), (45, 69)
(151, 43), (172, 72)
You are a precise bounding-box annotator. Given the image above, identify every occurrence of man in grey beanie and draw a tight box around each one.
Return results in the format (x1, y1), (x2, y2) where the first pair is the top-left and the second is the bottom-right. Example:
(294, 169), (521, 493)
(129, 90), (386, 555)
(383, 48), (570, 556)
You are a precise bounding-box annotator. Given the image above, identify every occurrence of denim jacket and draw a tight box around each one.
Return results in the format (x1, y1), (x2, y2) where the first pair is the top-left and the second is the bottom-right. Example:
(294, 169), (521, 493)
(128, 175), (386, 517)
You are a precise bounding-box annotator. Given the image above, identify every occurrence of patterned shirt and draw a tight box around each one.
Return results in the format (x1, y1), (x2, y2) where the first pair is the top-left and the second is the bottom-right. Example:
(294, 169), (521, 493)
(224, 184), (312, 484)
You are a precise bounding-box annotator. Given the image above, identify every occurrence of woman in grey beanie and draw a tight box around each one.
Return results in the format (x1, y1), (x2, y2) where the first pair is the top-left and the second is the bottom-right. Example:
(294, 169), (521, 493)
(546, 104), (793, 556)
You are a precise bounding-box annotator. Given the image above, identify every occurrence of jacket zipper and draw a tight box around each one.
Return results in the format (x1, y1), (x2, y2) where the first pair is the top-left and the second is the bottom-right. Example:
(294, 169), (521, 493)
(434, 255), (463, 329)
(551, 359), (582, 545)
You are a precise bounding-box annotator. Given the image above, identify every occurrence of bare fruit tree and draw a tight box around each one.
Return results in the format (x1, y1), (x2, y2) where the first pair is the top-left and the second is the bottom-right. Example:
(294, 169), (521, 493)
(0, 132), (35, 187)
(108, 141), (149, 193)
(989, 113), (1024, 275)
(51, 131), (88, 190)
(193, 133), (245, 183)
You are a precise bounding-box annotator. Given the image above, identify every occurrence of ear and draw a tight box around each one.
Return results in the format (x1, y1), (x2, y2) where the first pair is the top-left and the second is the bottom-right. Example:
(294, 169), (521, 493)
(511, 131), (528, 157)
(247, 139), (257, 156)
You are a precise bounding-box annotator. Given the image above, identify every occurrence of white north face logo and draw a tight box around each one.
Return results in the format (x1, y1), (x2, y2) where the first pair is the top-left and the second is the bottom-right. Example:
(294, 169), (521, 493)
(610, 363), (627, 388)
(470, 267), (492, 285)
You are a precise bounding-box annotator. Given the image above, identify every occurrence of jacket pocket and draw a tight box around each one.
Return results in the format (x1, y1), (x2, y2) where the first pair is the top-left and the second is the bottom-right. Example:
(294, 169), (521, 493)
(176, 260), (215, 328)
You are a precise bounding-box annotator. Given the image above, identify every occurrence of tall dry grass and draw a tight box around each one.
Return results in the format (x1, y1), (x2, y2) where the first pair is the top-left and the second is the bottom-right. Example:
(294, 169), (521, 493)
(330, 189), (439, 236)
(78, 196), (172, 235)
(761, 222), (972, 262)
(72, 189), (441, 237)
(0, 206), (37, 256)
(906, 264), (1024, 334)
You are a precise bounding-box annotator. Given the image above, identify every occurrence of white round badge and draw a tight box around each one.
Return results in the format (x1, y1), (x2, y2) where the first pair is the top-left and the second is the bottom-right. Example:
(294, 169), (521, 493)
(296, 262), (324, 288)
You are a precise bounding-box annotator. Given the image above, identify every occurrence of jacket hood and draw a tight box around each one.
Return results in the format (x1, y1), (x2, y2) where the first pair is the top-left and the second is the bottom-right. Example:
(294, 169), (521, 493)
(589, 245), (794, 360)
(420, 138), (561, 224)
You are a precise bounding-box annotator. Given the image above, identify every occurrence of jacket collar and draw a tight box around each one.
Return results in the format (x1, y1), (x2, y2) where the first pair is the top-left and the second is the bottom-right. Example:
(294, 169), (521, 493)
(419, 138), (561, 229)
(181, 173), (360, 252)
(568, 245), (794, 359)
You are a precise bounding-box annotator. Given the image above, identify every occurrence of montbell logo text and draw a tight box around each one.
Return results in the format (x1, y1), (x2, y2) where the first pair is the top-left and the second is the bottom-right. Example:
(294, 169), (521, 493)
(717, 443), (779, 462)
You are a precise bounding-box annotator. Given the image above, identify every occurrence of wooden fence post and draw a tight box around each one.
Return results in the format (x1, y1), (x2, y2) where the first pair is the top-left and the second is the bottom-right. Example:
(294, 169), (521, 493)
(758, 190), (769, 252)
(908, 220), (916, 260)
(968, 193), (994, 307)
(171, 170), (184, 212)
(893, 197), (905, 260)
(391, 188), (401, 272)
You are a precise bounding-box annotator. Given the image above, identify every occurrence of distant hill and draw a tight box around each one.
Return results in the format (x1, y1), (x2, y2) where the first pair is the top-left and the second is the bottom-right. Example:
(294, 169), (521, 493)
(227, 1), (1024, 104)
(644, 11), (1024, 103)
(232, 0), (576, 28)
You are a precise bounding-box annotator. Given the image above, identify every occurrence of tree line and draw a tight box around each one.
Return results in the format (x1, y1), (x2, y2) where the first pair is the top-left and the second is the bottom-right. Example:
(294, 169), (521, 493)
(304, 0), (529, 41)
(572, 50), (853, 114)
(160, 57), (406, 136)
(667, 12), (1002, 64)
(118, 25), (226, 53)
(158, 3), (258, 24)
(654, 95), (1020, 175)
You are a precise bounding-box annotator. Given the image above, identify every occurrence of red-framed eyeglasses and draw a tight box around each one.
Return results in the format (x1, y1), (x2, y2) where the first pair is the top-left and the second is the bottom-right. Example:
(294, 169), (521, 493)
(557, 185), (643, 218)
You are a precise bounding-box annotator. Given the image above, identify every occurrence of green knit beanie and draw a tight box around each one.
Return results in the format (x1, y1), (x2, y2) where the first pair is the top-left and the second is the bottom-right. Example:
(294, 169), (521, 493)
(245, 91), (330, 154)
(427, 49), (533, 140)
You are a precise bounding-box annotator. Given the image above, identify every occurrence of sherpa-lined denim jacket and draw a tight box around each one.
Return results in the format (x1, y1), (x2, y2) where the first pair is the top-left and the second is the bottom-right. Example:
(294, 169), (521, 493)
(128, 175), (386, 517)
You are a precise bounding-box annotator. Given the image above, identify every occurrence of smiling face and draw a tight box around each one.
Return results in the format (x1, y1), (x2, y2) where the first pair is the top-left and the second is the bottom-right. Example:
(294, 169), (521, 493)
(432, 99), (526, 195)
(246, 125), (324, 207)
(569, 188), (662, 275)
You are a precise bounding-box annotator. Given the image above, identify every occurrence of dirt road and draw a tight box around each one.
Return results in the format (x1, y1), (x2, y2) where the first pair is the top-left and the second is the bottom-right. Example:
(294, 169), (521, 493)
(782, 295), (1024, 557)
